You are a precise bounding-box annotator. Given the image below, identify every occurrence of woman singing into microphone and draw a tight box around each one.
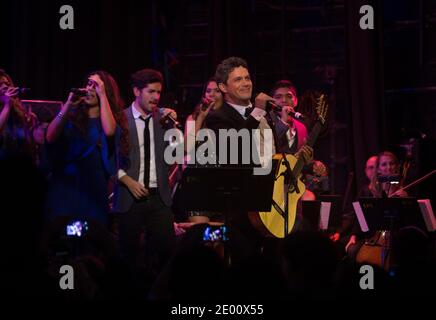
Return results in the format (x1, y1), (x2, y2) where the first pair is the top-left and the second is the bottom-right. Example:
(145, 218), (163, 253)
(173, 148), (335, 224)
(0, 69), (36, 160)
(45, 70), (128, 226)
(184, 77), (224, 224)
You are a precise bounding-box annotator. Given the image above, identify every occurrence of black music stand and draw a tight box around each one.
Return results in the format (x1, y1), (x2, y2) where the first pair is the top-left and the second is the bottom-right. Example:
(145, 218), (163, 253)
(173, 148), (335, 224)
(173, 163), (278, 265)
(354, 197), (427, 268)
(301, 194), (343, 232)
(356, 197), (426, 233)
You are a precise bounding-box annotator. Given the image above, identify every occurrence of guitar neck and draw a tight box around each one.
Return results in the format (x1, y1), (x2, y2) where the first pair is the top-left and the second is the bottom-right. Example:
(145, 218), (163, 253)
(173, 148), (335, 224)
(293, 121), (323, 177)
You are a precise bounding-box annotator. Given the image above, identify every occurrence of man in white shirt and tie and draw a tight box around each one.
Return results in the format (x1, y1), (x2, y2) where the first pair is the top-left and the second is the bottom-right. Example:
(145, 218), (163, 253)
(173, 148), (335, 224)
(205, 57), (313, 262)
(113, 68), (177, 273)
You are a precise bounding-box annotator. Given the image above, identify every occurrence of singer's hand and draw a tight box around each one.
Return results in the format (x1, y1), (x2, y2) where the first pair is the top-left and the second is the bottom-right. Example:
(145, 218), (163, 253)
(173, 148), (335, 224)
(65, 91), (85, 108)
(254, 93), (274, 110)
(281, 105), (295, 123)
(0, 83), (7, 95)
(0, 86), (19, 105)
(163, 108), (177, 120)
(198, 100), (214, 120)
(88, 74), (106, 98)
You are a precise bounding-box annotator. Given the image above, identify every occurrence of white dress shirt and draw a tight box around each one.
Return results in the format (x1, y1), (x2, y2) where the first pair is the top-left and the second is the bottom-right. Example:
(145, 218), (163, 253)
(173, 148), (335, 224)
(226, 101), (266, 121)
(280, 118), (296, 149)
(226, 101), (275, 163)
(118, 103), (157, 188)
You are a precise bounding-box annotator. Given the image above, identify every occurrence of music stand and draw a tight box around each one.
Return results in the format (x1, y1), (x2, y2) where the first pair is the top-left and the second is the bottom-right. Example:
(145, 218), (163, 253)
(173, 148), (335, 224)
(301, 194), (343, 232)
(173, 163), (278, 265)
(355, 197), (426, 233)
(353, 197), (427, 268)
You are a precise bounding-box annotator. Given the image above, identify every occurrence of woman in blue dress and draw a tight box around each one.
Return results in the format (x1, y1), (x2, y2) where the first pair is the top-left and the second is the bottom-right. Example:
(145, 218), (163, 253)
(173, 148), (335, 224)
(45, 71), (128, 226)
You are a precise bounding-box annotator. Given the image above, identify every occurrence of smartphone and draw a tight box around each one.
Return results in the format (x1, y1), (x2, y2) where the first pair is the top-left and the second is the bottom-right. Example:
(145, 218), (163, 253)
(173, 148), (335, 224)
(66, 220), (88, 237)
(202, 225), (228, 242)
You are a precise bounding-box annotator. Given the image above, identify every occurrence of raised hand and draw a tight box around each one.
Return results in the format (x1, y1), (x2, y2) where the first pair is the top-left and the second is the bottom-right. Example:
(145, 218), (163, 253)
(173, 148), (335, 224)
(162, 107), (177, 120)
(88, 74), (106, 98)
(0, 85), (19, 105)
(254, 92), (274, 110)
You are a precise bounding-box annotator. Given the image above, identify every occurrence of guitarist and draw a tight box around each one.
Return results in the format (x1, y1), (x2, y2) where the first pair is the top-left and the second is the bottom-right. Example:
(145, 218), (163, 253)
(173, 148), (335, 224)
(269, 80), (320, 227)
(270, 80), (308, 155)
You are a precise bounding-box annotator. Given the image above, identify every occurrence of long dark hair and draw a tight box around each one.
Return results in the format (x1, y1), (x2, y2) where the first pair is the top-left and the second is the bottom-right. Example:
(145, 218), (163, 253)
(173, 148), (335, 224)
(0, 69), (35, 157)
(192, 77), (222, 120)
(69, 70), (129, 161)
(0, 69), (28, 128)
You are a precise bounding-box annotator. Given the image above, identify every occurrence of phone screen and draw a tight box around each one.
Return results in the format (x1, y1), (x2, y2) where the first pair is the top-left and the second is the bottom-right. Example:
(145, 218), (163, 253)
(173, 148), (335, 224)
(202, 225), (228, 242)
(66, 220), (88, 237)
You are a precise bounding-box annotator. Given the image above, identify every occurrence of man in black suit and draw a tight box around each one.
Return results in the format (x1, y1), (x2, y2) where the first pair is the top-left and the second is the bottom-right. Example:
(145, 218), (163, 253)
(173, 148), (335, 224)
(113, 69), (177, 272)
(205, 57), (274, 168)
(206, 57), (312, 166)
(205, 57), (313, 261)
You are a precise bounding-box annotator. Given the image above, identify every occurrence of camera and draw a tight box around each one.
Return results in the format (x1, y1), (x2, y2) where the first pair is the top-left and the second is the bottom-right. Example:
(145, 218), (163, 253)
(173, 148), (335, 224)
(66, 220), (88, 237)
(202, 225), (228, 242)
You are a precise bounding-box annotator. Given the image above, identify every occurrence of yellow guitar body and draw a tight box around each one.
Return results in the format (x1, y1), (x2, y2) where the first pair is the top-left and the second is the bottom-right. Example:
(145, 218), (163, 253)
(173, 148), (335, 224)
(248, 93), (327, 238)
(257, 153), (306, 238)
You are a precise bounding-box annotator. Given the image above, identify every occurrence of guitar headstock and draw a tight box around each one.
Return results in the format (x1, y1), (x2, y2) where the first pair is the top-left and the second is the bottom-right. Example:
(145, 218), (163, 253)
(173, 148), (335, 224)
(316, 94), (328, 125)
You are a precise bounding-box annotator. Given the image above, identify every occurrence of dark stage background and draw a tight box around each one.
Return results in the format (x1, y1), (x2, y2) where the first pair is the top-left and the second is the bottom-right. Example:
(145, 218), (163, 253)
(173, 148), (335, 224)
(2, 0), (435, 200)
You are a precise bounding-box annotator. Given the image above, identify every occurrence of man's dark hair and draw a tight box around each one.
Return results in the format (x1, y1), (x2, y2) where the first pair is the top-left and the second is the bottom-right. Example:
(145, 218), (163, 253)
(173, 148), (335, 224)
(214, 57), (249, 85)
(130, 68), (163, 90)
(271, 80), (297, 97)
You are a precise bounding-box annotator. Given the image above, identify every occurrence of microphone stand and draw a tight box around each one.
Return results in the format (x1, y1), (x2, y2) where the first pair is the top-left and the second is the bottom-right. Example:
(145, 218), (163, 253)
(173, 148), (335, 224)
(264, 109), (300, 237)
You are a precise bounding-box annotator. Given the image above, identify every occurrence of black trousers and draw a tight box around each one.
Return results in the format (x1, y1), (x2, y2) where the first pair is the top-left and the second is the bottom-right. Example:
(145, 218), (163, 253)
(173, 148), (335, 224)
(118, 193), (175, 272)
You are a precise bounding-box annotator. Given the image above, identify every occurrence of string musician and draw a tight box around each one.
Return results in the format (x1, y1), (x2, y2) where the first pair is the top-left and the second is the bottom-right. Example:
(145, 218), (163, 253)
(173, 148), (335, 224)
(345, 151), (409, 268)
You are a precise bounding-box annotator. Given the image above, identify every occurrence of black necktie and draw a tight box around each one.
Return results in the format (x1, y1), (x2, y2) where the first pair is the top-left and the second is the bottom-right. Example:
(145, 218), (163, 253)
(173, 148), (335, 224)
(244, 107), (254, 117)
(141, 116), (151, 188)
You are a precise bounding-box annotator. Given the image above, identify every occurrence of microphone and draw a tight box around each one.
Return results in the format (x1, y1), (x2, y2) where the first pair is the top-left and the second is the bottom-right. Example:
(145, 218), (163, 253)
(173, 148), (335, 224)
(290, 110), (305, 120)
(266, 101), (305, 120)
(0, 87), (30, 95)
(160, 111), (182, 129)
(17, 87), (31, 94)
(70, 88), (88, 97)
(200, 98), (213, 111)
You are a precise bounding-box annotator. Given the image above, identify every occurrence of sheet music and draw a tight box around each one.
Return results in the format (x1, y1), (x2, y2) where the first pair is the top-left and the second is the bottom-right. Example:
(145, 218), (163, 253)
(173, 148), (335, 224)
(417, 199), (436, 232)
(353, 201), (369, 232)
(319, 201), (331, 230)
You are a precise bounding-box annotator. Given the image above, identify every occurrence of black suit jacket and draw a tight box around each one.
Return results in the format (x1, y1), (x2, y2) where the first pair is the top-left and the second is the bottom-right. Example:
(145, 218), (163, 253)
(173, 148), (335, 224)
(112, 105), (172, 213)
(205, 102), (262, 166)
